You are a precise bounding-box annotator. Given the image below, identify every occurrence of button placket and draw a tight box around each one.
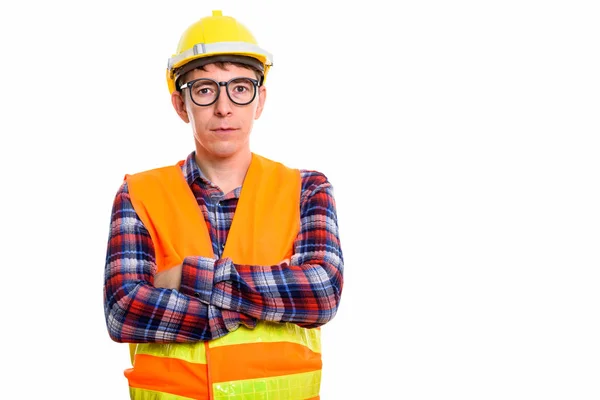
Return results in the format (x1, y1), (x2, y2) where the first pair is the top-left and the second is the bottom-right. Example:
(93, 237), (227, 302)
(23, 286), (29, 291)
(214, 198), (228, 257)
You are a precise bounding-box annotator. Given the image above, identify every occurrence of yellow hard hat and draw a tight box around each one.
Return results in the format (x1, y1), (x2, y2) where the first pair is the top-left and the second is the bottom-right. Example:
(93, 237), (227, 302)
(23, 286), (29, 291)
(166, 10), (273, 94)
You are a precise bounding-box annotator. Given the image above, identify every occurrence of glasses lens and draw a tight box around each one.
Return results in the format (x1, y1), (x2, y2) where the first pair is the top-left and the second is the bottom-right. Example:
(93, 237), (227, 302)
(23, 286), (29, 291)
(190, 79), (219, 105)
(227, 78), (256, 105)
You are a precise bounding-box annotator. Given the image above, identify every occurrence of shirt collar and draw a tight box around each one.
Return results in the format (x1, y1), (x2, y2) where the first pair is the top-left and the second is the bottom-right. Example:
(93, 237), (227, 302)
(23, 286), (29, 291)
(180, 151), (243, 198)
(181, 151), (208, 186)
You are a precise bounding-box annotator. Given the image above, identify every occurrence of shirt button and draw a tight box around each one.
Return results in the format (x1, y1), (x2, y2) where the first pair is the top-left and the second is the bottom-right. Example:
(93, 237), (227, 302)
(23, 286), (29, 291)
(221, 242), (226, 250)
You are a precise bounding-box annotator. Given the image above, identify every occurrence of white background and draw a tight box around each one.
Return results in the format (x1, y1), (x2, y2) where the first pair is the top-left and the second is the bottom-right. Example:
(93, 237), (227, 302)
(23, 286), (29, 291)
(1, 0), (599, 399)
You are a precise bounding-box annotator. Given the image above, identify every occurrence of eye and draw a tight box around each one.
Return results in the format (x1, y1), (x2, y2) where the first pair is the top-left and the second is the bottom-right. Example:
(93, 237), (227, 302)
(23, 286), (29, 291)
(228, 78), (255, 101)
(195, 86), (213, 95)
(231, 84), (249, 93)
(191, 80), (217, 96)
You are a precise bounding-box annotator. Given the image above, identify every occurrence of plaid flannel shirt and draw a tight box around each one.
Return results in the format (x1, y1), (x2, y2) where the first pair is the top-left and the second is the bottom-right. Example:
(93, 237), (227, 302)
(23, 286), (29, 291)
(104, 152), (344, 343)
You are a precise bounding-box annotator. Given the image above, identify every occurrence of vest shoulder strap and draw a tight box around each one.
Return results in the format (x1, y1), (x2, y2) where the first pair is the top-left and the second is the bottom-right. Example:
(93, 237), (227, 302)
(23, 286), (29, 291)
(125, 164), (213, 272)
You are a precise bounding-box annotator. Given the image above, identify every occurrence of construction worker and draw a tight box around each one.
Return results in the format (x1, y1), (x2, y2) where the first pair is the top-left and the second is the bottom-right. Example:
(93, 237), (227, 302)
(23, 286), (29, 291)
(103, 10), (344, 400)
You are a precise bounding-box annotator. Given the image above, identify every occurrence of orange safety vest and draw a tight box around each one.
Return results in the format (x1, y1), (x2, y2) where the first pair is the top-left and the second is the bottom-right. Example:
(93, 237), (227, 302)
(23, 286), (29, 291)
(123, 153), (322, 400)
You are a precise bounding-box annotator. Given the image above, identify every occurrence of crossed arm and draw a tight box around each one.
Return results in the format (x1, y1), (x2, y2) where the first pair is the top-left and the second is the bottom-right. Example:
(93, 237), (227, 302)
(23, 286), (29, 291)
(103, 171), (344, 343)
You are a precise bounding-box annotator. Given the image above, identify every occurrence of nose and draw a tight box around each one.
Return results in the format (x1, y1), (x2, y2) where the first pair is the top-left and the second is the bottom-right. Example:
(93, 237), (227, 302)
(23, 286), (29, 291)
(214, 86), (233, 116)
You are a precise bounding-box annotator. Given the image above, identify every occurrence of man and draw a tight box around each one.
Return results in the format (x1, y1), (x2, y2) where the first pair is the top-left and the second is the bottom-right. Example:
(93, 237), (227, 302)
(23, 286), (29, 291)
(103, 10), (344, 400)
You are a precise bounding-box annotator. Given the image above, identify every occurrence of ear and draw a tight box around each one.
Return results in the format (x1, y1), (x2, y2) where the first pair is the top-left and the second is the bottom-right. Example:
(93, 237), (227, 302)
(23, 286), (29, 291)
(254, 85), (267, 120)
(171, 91), (190, 123)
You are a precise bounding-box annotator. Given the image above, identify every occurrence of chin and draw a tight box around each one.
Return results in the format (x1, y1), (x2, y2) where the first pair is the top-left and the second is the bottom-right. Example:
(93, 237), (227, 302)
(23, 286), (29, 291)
(196, 137), (249, 160)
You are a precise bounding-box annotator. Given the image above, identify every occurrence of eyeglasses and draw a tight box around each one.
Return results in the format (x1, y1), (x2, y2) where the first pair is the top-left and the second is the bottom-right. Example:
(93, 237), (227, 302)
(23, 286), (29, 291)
(179, 77), (260, 106)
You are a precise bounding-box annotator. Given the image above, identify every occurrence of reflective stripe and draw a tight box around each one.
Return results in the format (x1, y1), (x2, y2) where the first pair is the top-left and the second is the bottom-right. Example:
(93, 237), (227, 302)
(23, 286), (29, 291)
(132, 322), (319, 363)
(209, 321), (321, 354)
(125, 354), (209, 399)
(209, 342), (322, 383)
(136, 342), (207, 364)
(213, 370), (321, 400)
(168, 41), (273, 69)
(129, 387), (196, 400)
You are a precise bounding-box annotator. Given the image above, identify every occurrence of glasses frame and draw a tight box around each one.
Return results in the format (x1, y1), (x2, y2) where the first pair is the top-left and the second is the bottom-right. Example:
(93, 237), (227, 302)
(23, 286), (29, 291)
(179, 77), (260, 107)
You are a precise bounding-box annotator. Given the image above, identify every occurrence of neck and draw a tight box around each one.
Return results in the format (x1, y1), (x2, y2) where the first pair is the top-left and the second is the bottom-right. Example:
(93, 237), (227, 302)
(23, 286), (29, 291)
(194, 150), (252, 194)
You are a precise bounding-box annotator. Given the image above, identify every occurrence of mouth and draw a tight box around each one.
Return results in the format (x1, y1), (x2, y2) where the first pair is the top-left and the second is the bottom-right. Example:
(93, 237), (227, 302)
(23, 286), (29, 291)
(211, 127), (237, 133)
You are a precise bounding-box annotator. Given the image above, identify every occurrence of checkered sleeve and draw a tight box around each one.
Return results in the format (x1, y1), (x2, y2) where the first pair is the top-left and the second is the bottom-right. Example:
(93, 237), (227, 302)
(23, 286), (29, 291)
(210, 171), (344, 328)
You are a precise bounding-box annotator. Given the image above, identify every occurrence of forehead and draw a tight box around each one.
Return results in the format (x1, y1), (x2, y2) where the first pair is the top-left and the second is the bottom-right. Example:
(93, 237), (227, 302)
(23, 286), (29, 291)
(186, 63), (256, 81)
